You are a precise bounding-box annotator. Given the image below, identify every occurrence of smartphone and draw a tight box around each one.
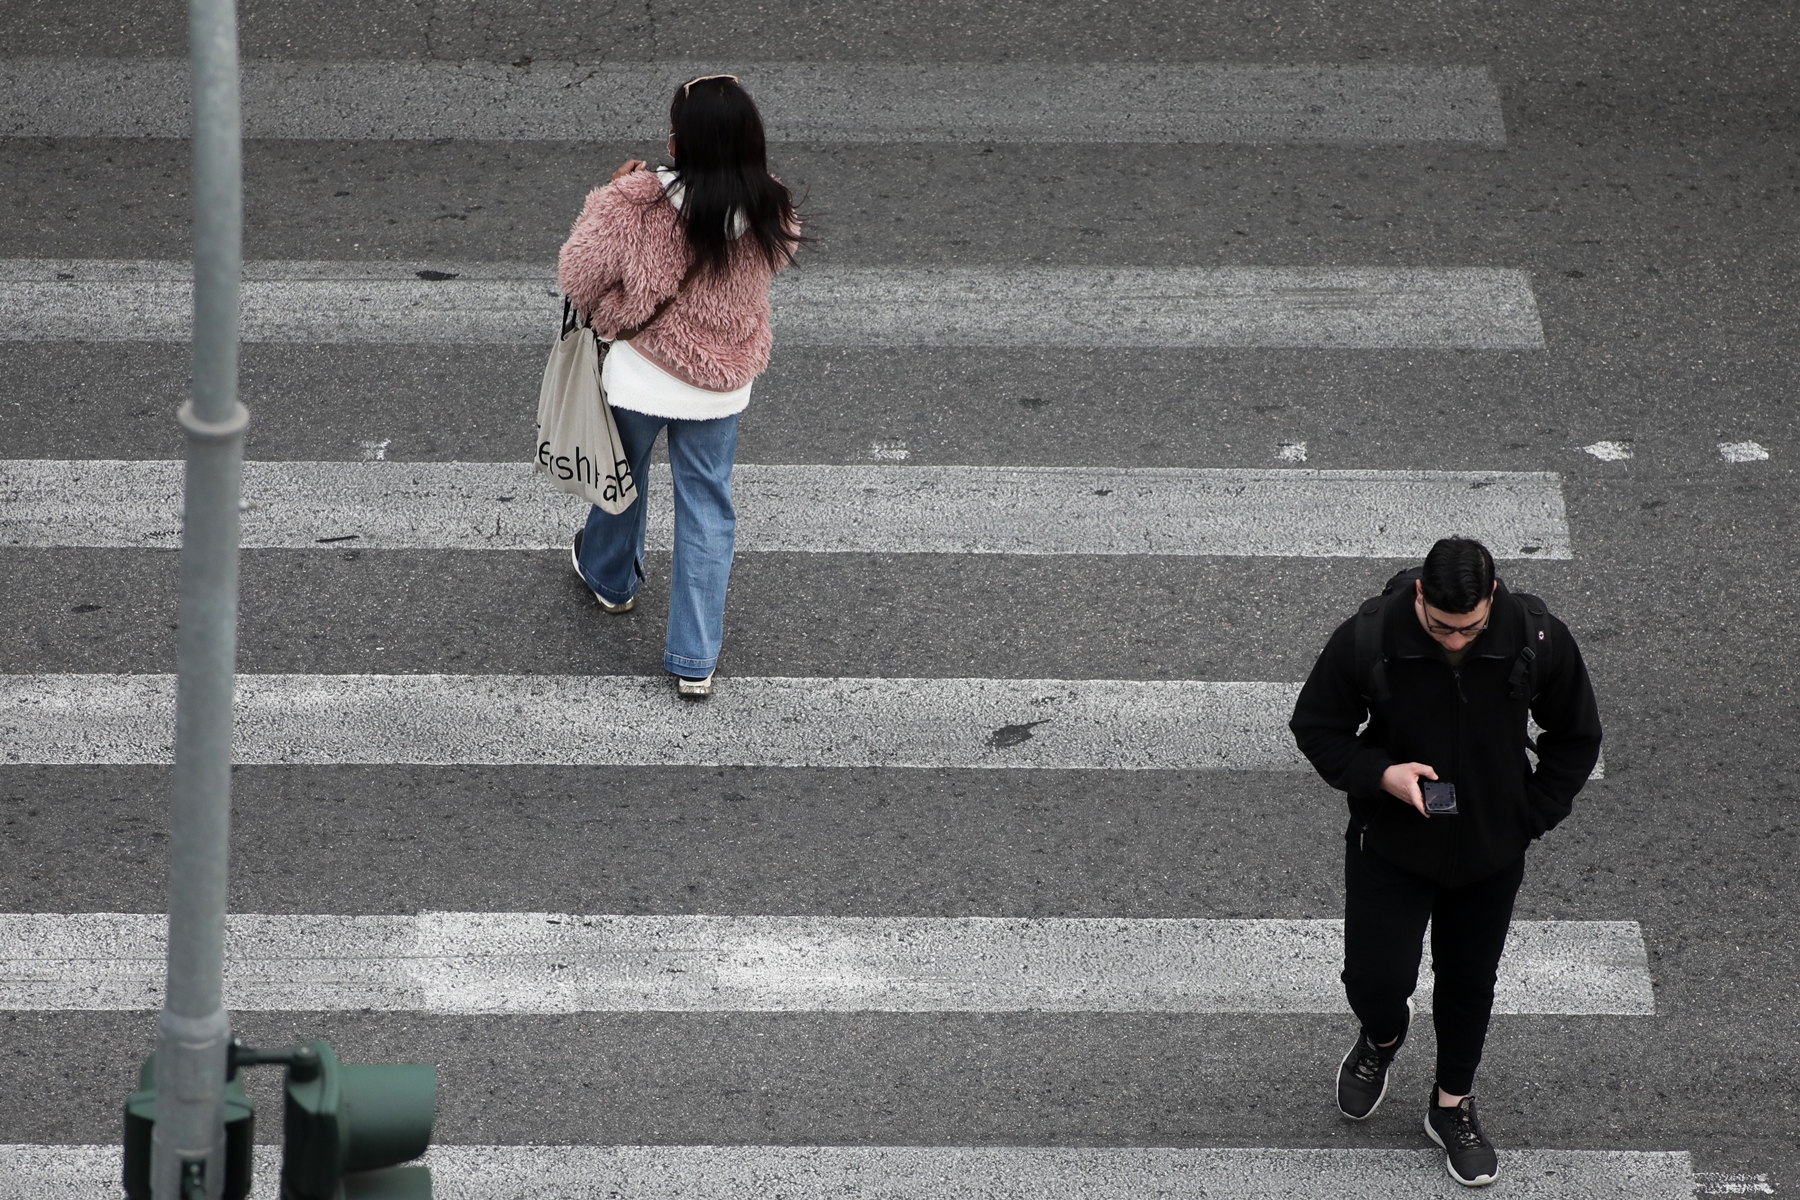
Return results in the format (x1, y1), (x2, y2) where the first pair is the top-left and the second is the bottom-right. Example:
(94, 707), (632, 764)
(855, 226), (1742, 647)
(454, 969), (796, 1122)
(1421, 780), (1458, 815)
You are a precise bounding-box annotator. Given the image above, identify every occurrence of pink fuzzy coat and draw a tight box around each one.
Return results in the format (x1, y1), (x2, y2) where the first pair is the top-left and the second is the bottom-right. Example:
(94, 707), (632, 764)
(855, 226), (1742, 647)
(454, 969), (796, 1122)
(557, 169), (786, 393)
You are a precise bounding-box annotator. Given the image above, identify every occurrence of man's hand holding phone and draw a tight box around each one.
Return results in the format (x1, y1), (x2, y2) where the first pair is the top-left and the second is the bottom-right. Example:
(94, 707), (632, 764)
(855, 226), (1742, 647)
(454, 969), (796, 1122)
(1381, 762), (1439, 817)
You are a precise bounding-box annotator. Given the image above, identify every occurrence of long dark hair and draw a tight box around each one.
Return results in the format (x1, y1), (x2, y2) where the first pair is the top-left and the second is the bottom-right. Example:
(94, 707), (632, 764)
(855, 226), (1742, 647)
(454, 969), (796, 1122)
(666, 75), (803, 276)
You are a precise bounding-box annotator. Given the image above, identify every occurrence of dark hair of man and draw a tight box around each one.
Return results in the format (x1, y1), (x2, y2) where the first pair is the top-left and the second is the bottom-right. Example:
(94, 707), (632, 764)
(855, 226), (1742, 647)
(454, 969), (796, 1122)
(1420, 537), (1496, 614)
(664, 77), (803, 277)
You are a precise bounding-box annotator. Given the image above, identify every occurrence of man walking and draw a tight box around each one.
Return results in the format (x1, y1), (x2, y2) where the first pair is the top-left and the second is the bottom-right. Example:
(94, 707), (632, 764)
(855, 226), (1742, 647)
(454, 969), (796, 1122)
(1290, 538), (1602, 1187)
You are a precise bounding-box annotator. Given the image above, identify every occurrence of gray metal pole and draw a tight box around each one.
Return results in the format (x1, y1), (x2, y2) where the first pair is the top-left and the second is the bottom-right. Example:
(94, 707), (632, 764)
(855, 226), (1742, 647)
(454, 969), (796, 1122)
(151, 0), (247, 1194)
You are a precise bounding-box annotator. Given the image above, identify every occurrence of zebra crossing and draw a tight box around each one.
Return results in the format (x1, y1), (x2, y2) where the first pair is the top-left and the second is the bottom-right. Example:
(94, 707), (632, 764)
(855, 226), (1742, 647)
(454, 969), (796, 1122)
(0, 42), (1698, 1200)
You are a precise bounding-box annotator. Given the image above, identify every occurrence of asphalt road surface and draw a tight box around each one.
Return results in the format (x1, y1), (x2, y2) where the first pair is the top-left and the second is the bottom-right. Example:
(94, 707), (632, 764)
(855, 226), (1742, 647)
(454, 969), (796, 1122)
(1, 1), (1796, 1196)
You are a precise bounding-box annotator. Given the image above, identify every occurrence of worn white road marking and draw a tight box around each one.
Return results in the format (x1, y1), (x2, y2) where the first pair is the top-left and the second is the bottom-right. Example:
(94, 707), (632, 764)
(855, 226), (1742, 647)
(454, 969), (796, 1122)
(0, 674), (1307, 769)
(0, 1144), (1696, 1200)
(0, 672), (1607, 777)
(0, 260), (1547, 349)
(1718, 440), (1770, 463)
(1277, 441), (1309, 463)
(867, 438), (910, 461)
(359, 438), (391, 461)
(0, 461), (1574, 559)
(1, 60), (1507, 144)
(0, 913), (1654, 1015)
(0, 676), (1612, 780)
(1581, 440), (1633, 462)
(1694, 1172), (1778, 1196)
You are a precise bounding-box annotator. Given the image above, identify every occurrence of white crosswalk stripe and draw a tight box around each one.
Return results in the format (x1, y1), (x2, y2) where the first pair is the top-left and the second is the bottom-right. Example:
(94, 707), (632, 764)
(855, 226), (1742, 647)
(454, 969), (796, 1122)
(0, 260), (1546, 348)
(0, 912), (1654, 1015)
(0, 673), (1306, 768)
(0, 1144), (1699, 1200)
(1, 460), (1575, 559)
(0, 672), (1607, 776)
(0, 60), (1508, 144)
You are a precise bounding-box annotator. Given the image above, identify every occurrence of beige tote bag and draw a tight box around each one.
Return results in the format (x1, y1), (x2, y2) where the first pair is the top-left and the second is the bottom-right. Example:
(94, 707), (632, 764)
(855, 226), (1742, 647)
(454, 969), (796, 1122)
(535, 299), (637, 514)
(534, 267), (698, 514)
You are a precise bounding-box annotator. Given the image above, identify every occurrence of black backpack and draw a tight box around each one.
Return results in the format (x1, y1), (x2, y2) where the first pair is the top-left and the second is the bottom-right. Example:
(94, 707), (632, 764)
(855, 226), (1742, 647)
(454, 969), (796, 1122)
(1354, 567), (1552, 708)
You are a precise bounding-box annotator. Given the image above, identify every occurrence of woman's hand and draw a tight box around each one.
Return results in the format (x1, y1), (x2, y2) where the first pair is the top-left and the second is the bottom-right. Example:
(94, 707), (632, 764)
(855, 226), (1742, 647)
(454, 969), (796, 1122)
(610, 159), (648, 181)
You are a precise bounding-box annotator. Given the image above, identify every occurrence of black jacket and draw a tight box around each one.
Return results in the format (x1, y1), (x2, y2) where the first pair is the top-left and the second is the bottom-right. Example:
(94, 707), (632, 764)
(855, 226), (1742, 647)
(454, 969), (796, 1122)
(1289, 581), (1603, 887)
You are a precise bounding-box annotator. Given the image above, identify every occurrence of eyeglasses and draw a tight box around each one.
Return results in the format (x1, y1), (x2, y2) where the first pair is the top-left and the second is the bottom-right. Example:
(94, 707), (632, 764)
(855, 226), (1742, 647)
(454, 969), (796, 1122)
(683, 73), (739, 96)
(1417, 597), (1489, 640)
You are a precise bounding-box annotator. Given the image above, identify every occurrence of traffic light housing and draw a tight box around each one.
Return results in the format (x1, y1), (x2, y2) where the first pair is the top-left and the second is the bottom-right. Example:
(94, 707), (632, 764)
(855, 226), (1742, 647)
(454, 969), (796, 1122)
(123, 1040), (436, 1200)
(123, 1056), (256, 1200)
(276, 1041), (436, 1200)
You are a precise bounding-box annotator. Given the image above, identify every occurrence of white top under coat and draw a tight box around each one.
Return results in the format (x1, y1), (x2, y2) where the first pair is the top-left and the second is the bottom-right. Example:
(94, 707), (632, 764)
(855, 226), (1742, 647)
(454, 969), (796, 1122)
(601, 338), (752, 422)
(597, 168), (753, 422)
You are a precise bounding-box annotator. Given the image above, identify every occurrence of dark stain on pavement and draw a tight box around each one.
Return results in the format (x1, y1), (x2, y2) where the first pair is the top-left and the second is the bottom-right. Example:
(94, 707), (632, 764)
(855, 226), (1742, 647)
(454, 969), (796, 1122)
(987, 719), (1051, 749)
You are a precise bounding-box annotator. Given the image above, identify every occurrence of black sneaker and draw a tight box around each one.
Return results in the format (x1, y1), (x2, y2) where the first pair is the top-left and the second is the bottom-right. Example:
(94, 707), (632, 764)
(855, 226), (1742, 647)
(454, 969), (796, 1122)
(1425, 1093), (1499, 1187)
(1336, 997), (1412, 1119)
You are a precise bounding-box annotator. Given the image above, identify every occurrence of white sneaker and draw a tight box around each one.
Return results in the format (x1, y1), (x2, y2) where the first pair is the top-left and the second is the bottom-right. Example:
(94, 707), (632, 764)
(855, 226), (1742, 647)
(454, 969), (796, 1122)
(571, 531), (635, 613)
(676, 672), (714, 699)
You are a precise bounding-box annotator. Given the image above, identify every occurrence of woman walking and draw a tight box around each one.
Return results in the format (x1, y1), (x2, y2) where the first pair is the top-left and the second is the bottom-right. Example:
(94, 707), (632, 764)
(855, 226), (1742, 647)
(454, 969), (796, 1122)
(558, 74), (802, 698)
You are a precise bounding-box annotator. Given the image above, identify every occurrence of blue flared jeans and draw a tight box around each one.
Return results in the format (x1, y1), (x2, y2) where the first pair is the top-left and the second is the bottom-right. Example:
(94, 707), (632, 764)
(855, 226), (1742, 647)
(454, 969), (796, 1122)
(574, 407), (739, 676)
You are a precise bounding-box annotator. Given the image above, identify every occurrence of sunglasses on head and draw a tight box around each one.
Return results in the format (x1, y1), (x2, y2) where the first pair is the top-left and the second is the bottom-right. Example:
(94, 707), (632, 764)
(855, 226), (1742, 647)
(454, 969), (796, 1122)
(683, 73), (738, 96)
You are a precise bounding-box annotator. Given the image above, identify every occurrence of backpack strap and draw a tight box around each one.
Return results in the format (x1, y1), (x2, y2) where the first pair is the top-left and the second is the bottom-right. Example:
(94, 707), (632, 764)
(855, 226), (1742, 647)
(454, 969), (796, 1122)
(1354, 594), (1391, 706)
(1354, 567), (1419, 708)
(1508, 592), (1553, 703)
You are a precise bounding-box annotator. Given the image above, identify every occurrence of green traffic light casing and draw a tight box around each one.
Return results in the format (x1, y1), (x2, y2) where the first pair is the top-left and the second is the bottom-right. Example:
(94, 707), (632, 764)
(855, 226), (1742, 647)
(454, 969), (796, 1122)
(122, 1055), (256, 1200)
(280, 1040), (437, 1200)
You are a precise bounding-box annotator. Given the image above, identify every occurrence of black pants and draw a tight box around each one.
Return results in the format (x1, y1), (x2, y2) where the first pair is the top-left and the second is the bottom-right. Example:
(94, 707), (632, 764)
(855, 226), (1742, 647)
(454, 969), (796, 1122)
(1341, 833), (1525, 1096)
